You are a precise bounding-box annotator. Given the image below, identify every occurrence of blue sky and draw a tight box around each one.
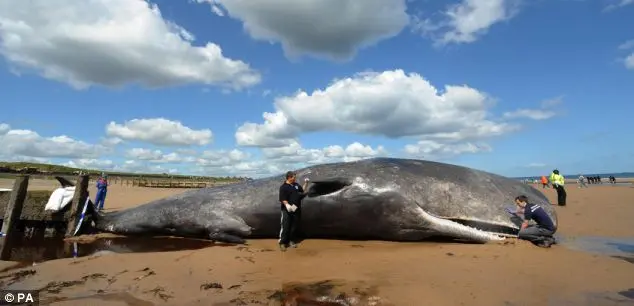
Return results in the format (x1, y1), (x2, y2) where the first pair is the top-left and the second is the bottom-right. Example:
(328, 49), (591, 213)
(0, 0), (633, 178)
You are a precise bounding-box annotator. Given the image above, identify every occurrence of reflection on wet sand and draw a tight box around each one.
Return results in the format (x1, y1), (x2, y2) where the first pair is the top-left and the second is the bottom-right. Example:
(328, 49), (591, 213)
(40, 292), (154, 306)
(1, 236), (217, 263)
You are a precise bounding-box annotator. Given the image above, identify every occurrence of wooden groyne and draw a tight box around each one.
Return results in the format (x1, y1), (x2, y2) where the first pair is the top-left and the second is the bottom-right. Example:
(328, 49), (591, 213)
(0, 175), (89, 260)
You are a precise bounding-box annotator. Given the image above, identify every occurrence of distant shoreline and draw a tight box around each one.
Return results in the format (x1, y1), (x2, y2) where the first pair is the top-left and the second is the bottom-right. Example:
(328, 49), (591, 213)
(514, 173), (634, 180)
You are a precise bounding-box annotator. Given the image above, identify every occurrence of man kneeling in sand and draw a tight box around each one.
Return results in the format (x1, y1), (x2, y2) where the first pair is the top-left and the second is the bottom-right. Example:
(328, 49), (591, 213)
(511, 195), (557, 248)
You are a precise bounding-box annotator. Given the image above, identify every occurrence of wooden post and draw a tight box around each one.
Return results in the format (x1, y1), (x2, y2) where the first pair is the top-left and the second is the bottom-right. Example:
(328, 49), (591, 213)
(0, 175), (30, 260)
(65, 175), (89, 237)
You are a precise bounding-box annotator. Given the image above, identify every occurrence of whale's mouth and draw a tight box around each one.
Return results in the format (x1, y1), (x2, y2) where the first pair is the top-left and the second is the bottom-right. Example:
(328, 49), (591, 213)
(444, 218), (519, 237)
(306, 178), (353, 198)
(414, 206), (517, 242)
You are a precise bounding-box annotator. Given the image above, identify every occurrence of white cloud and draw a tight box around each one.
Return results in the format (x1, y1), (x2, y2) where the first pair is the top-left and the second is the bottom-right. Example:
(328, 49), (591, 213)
(604, 0), (634, 11)
(0, 123), (9, 135)
(112, 160), (178, 175)
(502, 109), (556, 120)
(0, 123), (105, 159)
(1, 121), (392, 178)
(101, 137), (123, 147)
(413, 0), (520, 45)
(617, 39), (634, 70)
(1, 156), (50, 164)
(0, 0), (260, 90)
(404, 140), (491, 159)
(197, 0), (409, 60)
(540, 96), (563, 108)
(526, 162), (546, 168)
(261, 140), (388, 164)
(619, 40), (634, 50)
(236, 69), (519, 160)
(193, 141), (389, 177)
(502, 96), (563, 120)
(126, 148), (195, 164)
(625, 53), (634, 70)
(197, 149), (250, 167)
(65, 159), (115, 170)
(106, 118), (213, 146)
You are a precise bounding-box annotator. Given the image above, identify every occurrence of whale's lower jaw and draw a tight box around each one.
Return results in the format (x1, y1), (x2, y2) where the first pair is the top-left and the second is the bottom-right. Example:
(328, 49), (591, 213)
(416, 207), (511, 242)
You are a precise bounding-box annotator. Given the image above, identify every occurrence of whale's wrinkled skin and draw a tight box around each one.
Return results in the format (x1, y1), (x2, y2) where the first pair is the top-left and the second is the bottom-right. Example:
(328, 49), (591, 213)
(85, 158), (557, 244)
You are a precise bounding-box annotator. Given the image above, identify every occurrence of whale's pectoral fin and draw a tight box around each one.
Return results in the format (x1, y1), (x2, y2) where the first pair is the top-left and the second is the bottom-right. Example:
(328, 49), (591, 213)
(208, 232), (246, 245)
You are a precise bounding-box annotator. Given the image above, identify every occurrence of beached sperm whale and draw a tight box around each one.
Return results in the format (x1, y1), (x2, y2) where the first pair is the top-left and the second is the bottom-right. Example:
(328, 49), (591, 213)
(76, 158), (557, 244)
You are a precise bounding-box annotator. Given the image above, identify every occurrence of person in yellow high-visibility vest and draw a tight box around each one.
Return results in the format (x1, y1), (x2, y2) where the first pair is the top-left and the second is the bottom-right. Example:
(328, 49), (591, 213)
(549, 169), (567, 206)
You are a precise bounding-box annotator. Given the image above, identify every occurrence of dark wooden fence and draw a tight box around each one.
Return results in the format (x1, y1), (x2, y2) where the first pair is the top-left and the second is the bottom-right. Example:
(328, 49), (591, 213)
(0, 175), (89, 260)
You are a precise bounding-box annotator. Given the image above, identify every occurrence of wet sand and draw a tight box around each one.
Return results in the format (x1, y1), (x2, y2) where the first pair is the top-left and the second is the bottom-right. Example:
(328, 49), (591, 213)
(1, 181), (634, 305)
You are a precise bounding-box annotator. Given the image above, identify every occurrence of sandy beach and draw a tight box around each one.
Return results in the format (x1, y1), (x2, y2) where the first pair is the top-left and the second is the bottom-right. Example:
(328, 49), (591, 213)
(1, 180), (633, 305)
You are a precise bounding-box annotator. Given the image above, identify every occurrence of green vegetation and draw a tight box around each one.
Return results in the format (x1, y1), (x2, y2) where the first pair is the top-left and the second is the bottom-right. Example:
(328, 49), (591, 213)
(0, 161), (250, 182)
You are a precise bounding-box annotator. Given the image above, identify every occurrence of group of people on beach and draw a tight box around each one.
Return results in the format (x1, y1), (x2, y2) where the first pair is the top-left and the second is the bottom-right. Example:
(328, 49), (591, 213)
(585, 175), (603, 184)
(577, 174), (618, 188)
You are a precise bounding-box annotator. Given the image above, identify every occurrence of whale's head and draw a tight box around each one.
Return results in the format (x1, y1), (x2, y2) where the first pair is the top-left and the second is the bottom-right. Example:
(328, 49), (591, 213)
(295, 158), (557, 242)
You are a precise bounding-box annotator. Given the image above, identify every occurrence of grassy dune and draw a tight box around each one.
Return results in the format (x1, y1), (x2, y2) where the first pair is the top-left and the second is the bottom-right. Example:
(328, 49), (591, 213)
(0, 161), (248, 183)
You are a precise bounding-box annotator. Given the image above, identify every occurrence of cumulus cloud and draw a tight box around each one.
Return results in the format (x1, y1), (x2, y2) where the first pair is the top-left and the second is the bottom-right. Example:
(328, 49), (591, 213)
(196, 0), (409, 60)
(404, 141), (491, 160)
(106, 118), (213, 146)
(126, 148), (196, 164)
(193, 141), (388, 177)
(0, 123), (105, 159)
(236, 69), (519, 160)
(197, 149), (250, 167)
(122, 140), (389, 177)
(65, 159), (115, 170)
(413, 0), (521, 45)
(262, 141), (387, 164)
(1, 121), (390, 178)
(120, 147), (260, 176)
(0, 0), (260, 90)
(112, 160), (179, 175)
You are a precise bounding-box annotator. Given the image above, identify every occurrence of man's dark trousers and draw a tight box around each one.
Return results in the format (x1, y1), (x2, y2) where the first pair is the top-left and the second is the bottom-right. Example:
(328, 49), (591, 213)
(279, 207), (301, 245)
(554, 184), (567, 206)
(510, 215), (555, 245)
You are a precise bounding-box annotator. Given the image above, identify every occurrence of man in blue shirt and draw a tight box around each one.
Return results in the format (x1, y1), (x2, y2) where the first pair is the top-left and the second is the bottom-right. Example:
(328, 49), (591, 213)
(95, 174), (108, 211)
(511, 195), (557, 248)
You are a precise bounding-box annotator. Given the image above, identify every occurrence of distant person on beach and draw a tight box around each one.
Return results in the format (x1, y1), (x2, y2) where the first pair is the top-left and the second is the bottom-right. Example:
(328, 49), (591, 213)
(587, 176), (592, 184)
(609, 176), (616, 185)
(278, 171), (309, 252)
(511, 195), (556, 248)
(540, 176), (549, 188)
(578, 175), (587, 188)
(95, 174), (108, 211)
(549, 169), (567, 206)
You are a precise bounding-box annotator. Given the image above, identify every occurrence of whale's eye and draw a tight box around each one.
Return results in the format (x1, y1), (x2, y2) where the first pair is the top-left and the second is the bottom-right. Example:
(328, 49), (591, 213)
(306, 178), (351, 197)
